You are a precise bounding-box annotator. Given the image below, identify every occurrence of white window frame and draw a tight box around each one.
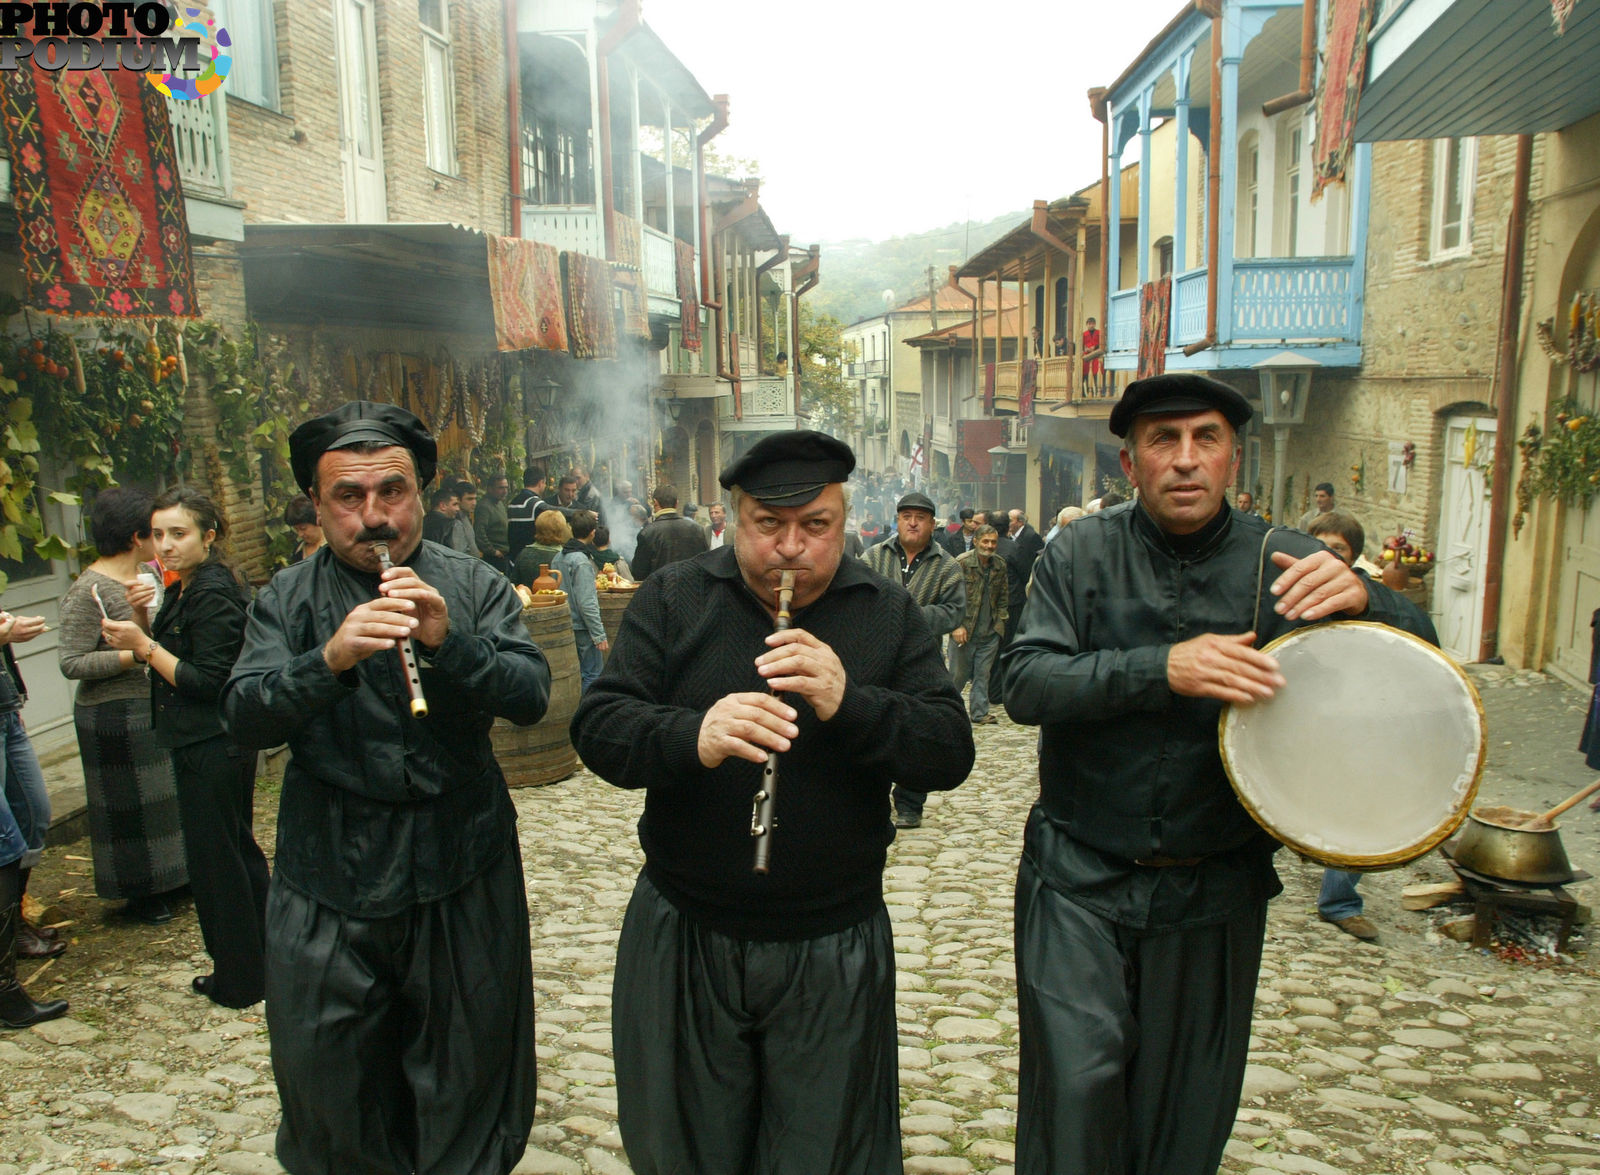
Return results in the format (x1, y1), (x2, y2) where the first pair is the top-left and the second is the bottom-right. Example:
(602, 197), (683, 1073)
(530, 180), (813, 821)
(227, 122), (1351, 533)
(1275, 115), (1303, 259)
(1429, 137), (1477, 261)
(214, 0), (279, 110)
(420, 0), (458, 176)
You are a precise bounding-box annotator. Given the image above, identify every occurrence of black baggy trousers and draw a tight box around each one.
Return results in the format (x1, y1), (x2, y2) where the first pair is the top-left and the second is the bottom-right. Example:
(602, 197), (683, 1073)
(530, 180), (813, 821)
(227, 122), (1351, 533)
(264, 841), (537, 1175)
(612, 872), (903, 1175)
(1014, 855), (1267, 1175)
(171, 735), (268, 1005)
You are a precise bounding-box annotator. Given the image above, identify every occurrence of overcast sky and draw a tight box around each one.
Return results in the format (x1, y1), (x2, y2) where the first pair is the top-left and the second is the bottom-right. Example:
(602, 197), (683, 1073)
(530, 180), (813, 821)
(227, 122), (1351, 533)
(647, 0), (1183, 245)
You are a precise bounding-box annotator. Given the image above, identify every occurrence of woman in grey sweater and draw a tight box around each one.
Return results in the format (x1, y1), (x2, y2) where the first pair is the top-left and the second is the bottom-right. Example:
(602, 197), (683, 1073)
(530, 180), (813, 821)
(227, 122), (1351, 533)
(57, 488), (186, 924)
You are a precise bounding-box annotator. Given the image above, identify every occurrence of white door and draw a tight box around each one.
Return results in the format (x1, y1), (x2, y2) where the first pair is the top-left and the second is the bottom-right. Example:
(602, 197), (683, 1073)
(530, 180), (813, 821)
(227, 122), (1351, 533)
(334, 0), (386, 222)
(1433, 416), (1496, 661)
(1548, 366), (1600, 686)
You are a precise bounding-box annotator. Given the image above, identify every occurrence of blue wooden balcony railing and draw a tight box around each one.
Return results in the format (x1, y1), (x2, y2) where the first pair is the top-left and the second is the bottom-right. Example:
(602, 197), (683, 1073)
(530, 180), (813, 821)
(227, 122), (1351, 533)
(1108, 288), (1139, 353)
(1172, 268), (1208, 347)
(1231, 257), (1356, 341)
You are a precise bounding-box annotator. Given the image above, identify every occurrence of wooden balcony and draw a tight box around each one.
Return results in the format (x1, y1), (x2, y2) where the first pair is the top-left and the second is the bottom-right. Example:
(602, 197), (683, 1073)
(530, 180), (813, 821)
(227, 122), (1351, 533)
(521, 205), (603, 256)
(642, 224), (678, 301)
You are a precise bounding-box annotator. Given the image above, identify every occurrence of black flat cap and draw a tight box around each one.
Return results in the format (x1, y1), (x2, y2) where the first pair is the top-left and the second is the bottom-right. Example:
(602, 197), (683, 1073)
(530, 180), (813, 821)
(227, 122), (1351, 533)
(896, 491), (936, 515)
(1109, 373), (1253, 438)
(719, 429), (855, 507)
(289, 401), (438, 494)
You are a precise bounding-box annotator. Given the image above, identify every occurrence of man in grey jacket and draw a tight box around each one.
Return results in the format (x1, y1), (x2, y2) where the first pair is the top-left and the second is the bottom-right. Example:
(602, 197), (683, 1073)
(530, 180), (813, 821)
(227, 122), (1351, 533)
(863, 491), (965, 828)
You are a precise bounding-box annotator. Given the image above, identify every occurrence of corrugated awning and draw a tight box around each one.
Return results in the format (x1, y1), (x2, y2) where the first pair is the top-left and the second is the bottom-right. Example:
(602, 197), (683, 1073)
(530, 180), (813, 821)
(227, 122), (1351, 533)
(241, 222), (496, 334)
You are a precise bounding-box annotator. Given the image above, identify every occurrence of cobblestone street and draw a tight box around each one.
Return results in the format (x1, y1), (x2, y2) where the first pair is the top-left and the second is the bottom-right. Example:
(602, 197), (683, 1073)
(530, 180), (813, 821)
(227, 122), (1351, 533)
(5, 668), (1600, 1174)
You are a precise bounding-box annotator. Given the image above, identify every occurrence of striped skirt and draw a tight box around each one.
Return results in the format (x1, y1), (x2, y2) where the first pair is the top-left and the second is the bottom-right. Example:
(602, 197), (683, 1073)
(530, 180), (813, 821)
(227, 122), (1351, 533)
(75, 699), (188, 900)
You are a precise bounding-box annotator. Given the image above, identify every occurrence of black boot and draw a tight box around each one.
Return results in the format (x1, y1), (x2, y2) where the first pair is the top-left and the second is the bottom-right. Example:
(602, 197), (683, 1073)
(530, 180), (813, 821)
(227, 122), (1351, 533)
(0, 861), (68, 1029)
(16, 867), (65, 959)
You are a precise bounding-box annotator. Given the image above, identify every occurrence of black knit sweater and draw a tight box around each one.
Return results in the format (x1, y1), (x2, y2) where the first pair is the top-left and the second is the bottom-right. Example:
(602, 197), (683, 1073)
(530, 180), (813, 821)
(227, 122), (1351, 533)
(571, 545), (974, 940)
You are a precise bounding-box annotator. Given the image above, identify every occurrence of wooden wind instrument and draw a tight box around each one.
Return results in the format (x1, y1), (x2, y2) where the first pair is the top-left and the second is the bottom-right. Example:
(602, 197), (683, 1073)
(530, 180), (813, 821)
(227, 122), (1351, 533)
(751, 570), (796, 874)
(372, 542), (429, 718)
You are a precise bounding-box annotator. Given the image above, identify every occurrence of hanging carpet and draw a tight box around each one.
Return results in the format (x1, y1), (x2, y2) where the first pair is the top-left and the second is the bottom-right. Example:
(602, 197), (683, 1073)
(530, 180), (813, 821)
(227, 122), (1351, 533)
(675, 237), (701, 353)
(610, 212), (651, 341)
(1019, 359), (1038, 423)
(1137, 277), (1172, 379)
(486, 235), (568, 353)
(1311, 0), (1376, 200)
(0, 65), (197, 317)
(983, 362), (996, 415)
(562, 251), (619, 360)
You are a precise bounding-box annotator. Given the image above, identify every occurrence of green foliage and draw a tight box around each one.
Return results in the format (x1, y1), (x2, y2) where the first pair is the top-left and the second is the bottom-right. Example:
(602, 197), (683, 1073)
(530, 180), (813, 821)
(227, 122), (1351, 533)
(1514, 398), (1600, 537)
(798, 303), (852, 434)
(806, 209), (1028, 326)
(0, 302), (190, 587)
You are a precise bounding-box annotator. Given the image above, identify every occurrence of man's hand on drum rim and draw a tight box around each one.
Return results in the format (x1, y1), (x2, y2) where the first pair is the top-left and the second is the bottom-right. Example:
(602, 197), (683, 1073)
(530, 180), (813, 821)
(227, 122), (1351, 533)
(1268, 549), (1369, 622)
(1167, 632), (1286, 706)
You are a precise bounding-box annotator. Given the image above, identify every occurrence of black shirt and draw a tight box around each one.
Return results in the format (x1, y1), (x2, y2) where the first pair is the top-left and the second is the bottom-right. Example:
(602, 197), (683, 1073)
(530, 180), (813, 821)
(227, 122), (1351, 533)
(572, 545), (974, 940)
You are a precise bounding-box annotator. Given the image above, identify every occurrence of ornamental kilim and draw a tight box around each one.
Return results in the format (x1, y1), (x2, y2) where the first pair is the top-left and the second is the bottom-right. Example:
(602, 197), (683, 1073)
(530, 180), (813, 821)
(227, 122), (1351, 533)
(0, 64), (197, 317)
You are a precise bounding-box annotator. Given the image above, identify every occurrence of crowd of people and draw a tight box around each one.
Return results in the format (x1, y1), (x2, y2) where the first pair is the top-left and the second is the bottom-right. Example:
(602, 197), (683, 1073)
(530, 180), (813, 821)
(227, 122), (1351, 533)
(0, 375), (1478, 1175)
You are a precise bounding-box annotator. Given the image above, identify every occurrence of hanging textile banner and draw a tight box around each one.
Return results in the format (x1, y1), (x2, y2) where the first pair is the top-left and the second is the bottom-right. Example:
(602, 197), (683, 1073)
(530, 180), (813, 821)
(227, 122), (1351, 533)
(610, 212), (651, 341)
(1137, 278), (1172, 379)
(562, 251), (619, 360)
(486, 235), (569, 353)
(675, 238), (701, 353)
(983, 363), (996, 415)
(0, 66), (197, 317)
(1311, 0), (1376, 200)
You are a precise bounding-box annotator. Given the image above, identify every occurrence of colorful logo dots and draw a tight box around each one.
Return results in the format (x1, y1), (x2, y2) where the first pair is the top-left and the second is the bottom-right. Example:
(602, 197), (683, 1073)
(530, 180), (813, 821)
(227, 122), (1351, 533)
(146, 5), (231, 101)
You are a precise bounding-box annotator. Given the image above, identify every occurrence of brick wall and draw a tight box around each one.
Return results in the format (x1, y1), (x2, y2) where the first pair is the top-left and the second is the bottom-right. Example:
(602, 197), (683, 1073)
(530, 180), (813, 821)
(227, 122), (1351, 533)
(225, 0), (511, 233)
(1272, 136), (1522, 568)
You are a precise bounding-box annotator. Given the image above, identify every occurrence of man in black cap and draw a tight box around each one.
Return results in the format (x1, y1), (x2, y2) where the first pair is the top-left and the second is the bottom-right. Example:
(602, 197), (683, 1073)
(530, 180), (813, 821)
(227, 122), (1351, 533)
(222, 401), (550, 1175)
(629, 483), (708, 580)
(1001, 374), (1420, 1175)
(572, 429), (974, 1175)
(863, 489), (966, 829)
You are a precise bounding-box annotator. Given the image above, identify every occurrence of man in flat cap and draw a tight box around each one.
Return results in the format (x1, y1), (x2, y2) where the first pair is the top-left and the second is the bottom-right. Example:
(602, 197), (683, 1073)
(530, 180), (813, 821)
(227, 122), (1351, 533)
(572, 429), (974, 1175)
(863, 489), (966, 829)
(1001, 374), (1419, 1175)
(222, 401), (550, 1175)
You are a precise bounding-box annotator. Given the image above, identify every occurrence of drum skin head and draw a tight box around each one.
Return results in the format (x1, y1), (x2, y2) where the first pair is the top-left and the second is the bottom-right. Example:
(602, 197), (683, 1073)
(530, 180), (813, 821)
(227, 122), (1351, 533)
(1220, 621), (1485, 871)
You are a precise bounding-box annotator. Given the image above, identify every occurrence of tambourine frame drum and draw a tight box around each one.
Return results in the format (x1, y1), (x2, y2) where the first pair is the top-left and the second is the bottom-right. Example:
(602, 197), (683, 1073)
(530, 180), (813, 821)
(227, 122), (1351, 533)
(1219, 621), (1486, 871)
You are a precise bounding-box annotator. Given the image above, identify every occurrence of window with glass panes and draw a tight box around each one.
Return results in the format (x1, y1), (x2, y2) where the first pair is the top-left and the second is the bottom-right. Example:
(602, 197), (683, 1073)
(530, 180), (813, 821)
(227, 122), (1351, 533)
(213, 0), (278, 108)
(1430, 138), (1477, 258)
(419, 0), (457, 174)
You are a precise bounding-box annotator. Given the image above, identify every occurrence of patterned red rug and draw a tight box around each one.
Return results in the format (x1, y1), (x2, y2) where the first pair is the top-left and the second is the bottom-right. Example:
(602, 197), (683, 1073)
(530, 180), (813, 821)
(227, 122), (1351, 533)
(562, 250), (618, 360)
(1137, 277), (1172, 379)
(1312, 0), (1376, 200)
(675, 238), (701, 353)
(486, 235), (567, 353)
(611, 212), (651, 341)
(0, 65), (196, 317)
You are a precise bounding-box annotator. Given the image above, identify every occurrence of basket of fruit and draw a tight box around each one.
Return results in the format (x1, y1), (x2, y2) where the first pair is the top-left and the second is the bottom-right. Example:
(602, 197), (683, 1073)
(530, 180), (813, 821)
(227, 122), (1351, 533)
(1379, 530), (1434, 588)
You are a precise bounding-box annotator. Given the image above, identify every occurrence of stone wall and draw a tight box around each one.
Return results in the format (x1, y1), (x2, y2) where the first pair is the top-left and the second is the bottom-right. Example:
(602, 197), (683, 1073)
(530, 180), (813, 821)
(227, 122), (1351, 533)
(225, 0), (512, 233)
(1274, 136), (1526, 564)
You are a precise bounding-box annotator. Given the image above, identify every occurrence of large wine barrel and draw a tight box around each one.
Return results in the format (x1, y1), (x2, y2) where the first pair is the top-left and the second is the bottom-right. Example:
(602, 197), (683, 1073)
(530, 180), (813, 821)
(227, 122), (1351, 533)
(492, 601), (580, 787)
(597, 591), (635, 660)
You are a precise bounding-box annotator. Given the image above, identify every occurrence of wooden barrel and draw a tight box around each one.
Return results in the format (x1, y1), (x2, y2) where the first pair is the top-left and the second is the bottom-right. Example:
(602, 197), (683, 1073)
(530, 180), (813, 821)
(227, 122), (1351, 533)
(598, 591), (635, 660)
(492, 602), (580, 787)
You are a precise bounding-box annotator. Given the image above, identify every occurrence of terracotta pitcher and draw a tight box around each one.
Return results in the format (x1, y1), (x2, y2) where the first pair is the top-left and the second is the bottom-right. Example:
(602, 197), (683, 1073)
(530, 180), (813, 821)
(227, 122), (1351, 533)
(531, 564), (563, 593)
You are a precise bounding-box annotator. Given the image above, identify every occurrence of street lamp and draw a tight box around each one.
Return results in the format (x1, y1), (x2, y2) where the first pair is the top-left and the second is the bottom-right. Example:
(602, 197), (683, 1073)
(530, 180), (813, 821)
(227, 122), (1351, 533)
(529, 375), (561, 411)
(1253, 352), (1318, 524)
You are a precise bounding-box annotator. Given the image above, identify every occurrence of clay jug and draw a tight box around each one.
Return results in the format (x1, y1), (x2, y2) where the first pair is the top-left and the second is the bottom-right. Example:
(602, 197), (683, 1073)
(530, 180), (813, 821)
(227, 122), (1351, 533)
(1380, 560), (1409, 592)
(532, 564), (563, 593)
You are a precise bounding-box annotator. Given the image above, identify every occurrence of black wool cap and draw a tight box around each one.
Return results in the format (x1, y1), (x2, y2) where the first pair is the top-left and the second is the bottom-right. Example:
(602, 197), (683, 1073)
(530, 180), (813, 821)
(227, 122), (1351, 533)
(289, 401), (439, 494)
(896, 491), (936, 515)
(1108, 373), (1253, 438)
(719, 429), (855, 507)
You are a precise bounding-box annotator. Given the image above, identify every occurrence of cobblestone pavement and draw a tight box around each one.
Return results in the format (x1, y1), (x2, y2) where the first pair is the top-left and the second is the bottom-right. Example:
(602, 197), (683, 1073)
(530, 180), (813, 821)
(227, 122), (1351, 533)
(6, 668), (1600, 1175)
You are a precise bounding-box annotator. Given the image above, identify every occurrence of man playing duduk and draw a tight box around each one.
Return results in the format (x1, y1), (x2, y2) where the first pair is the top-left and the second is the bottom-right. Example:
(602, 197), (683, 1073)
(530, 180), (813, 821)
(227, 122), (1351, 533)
(1003, 374), (1421, 1175)
(222, 401), (550, 1175)
(572, 430), (974, 1175)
